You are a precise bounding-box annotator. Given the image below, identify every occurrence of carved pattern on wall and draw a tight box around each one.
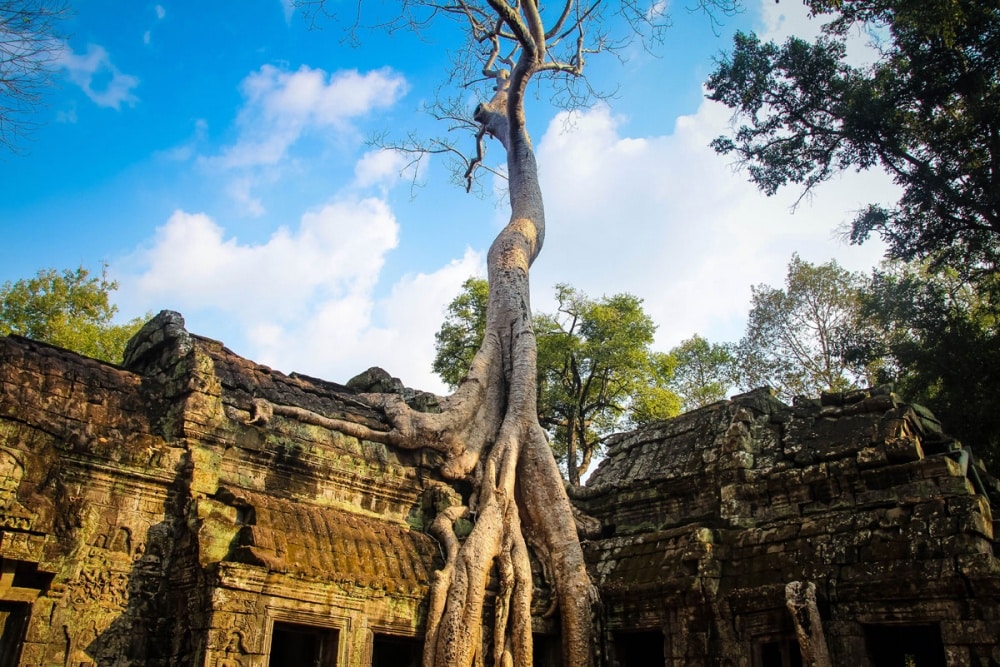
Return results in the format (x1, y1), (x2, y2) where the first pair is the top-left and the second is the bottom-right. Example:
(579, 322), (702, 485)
(215, 630), (246, 667)
(68, 553), (130, 610)
(0, 449), (34, 532)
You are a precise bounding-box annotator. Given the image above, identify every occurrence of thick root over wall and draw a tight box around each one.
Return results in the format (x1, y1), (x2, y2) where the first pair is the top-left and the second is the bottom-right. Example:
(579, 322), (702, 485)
(373, 224), (593, 666)
(309, 210), (595, 666)
(301, 28), (597, 665)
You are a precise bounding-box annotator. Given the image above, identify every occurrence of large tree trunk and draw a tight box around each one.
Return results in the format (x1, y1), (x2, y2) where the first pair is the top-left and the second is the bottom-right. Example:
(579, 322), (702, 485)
(333, 57), (595, 667)
(424, 60), (594, 667)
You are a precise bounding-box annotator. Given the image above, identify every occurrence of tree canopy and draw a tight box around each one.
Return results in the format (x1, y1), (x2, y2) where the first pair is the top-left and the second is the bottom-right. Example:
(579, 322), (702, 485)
(707, 0), (1000, 473)
(667, 334), (734, 412)
(846, 259), (1000, 473)
(434, 278), (680, 486)
(0, 265), (146, 364)
(706, 0), (1000, 274)
(432, 277), (489, 389)
(733, 254), (866, 400)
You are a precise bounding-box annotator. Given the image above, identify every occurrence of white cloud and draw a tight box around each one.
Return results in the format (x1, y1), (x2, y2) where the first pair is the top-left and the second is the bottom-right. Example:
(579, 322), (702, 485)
(534, 99), (897, 351)
(210, 65), (408, 170)
(249, 247), (484, 392)
(759, 0), (881, 66)
(123, 194), (481, 391)
(58, 44), (139, 109)
(134, 197), (399, 316)
(525, 0), (900, 351)
(352, 148), (424, 192)
(144, 6), (166, 45)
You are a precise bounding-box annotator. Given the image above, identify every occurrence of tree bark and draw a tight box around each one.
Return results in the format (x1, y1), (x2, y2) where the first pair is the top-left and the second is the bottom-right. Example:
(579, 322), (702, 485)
(343, 53), (595, 667)
(786, 581), (832, 667)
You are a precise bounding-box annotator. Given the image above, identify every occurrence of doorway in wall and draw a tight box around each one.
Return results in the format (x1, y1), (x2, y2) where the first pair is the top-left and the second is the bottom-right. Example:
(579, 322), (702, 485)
(0, 602), (29, 667)
(614, 630), (665, 666)
(753, 636), (803, 667)
(268, 622), (338, 667)
(371, 633), (421, 667)
(863, 624), (947, 667)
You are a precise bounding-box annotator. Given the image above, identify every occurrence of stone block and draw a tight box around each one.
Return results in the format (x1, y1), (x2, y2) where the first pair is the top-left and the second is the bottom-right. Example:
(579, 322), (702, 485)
(884, 436), (924, 463)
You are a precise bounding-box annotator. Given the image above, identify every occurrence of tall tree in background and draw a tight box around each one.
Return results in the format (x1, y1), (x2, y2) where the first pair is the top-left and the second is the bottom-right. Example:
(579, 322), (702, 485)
(707, 0), (1000, 472)
(0, 0), (69, 150)
(0, 265), (146, 363)
(434, 279), (681, 487)
(734, 255), (866, 400)
(297, 2), (735, 664)
(846, 260), (1000, 472)
(667, 334), (734, 411)
(707, 0), (1000, 274)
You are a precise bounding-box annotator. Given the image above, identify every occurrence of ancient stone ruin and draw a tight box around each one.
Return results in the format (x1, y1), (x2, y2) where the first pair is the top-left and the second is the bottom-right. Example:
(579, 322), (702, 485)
(0, 311), (997, 665)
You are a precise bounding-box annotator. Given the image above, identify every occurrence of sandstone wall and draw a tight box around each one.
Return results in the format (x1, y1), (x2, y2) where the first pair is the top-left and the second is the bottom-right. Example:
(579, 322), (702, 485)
(0, 312), (443, 667)
(2, 312), (999, 667)
(576, 388), (1000, 666)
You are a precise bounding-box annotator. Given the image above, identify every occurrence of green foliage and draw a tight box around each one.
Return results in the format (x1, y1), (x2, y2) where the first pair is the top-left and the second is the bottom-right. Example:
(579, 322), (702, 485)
(667, 335), (735, 412)
(536, 285), (680, 484)
(432, 277), (489, 388)
(708, 1), (1000, 470)
(846, 259), (1000, 473)
(433, 279), (681, 484)
(0, 265), (146, 363)
(734, 254), (867, 400)
(707, 0), (1000, 273)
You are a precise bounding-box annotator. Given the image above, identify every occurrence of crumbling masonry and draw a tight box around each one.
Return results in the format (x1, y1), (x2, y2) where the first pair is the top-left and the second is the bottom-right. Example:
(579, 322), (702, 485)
(0, 311), (997, 666)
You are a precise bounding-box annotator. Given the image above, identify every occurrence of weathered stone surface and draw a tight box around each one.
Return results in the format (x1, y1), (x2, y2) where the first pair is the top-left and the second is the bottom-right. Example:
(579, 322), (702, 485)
(0, 314), (444, 666)
(580, 385), (1000, 666)
(1, 314), (998, 666)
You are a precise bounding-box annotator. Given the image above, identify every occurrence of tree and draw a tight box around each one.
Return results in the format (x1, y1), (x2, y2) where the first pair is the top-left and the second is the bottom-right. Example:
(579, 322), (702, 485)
(846, 259), (1000, 473)
(667, 334), (734, 411)
(706, 0), (1000, 275)
(295, 2), (735, 663)
(0, 265), (146, 363)
(432, 277), (489, 389)
(733, 254), (867, 400)
(434, 279), (681, 487)
(534, 285), (679, 485)
(0, 0), (69, 150)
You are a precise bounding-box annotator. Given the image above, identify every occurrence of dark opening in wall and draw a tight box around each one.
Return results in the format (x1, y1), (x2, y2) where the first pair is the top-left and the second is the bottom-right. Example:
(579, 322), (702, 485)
(863, 624), (947, 667)
(268, 622), (338, 667)
(0, 602), (30, 667)
(533, 632), (562, 667)
(754, 637), (803, 667)
(614, 629), (664, 666)
(371, 633), (421, 667)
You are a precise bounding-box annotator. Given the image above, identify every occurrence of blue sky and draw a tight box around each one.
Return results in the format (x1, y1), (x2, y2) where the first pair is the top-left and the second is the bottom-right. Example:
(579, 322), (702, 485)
(1, 1), (897, 393)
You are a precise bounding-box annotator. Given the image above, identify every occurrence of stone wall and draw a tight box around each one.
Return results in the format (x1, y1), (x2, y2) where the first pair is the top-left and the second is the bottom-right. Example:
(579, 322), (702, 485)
(1, 312), (998, 666)
(576, 388), (1000, 666)
(0, 312), (442, 666)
